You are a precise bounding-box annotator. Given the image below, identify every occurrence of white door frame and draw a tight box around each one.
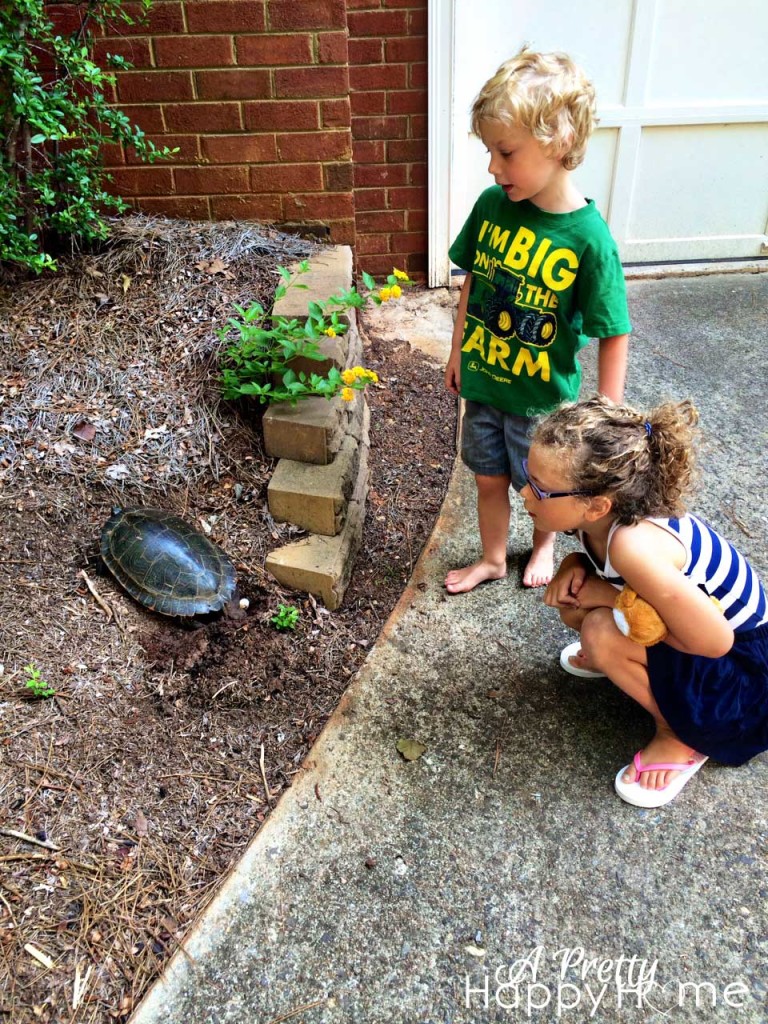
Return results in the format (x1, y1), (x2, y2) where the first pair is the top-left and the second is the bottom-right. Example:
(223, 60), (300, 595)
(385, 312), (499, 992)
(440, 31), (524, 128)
(427, 0), (454, 287)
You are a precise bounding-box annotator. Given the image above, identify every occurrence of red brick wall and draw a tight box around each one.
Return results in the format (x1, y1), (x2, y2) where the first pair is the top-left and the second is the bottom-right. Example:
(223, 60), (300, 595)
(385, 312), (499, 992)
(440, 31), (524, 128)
(347, 0), (428, 277)
(99, 0), (428, 276)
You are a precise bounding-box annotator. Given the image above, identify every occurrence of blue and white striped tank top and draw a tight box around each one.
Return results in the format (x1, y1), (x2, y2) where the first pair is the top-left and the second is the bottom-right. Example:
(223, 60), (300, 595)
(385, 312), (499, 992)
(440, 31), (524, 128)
(579, 513), (768, 634)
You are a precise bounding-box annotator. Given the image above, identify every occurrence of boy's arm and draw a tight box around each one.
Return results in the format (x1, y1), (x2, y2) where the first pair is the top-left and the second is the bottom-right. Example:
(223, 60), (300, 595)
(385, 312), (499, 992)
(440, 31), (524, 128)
(445, 272), (472, 395)
(597, 334), (629, 403)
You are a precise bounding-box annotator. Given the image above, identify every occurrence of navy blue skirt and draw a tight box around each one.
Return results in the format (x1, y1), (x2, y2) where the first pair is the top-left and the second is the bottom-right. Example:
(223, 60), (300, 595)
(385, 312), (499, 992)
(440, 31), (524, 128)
(648, 623), (768, 766)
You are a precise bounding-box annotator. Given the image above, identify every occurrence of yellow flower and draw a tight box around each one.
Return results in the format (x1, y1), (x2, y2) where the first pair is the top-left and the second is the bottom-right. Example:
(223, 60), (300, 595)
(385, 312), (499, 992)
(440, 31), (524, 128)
(379, 287), (392, 302)
(393, 268), (409, 281)
(324, 327), (337, 337)
(341, 386), (355, 402)
(390, 285), (402, 299)
(343, 366), (378, 385)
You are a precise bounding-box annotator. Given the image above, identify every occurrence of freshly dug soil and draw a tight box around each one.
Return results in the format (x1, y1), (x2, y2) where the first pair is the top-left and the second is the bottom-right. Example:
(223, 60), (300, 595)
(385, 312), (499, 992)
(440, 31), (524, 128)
(0, 219), (456, 1023)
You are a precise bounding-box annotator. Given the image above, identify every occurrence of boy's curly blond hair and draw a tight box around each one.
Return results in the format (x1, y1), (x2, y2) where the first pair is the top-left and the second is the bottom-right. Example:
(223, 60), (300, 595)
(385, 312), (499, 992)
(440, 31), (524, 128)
(471, 47), (597, 170)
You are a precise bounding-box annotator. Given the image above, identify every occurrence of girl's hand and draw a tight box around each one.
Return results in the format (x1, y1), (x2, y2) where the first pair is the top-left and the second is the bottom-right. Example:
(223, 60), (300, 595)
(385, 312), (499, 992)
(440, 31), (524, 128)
(545, 556), (588, 609)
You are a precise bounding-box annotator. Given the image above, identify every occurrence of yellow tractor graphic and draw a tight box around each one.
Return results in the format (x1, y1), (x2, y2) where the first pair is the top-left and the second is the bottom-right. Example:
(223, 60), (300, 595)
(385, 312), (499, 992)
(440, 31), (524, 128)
(484, 269), (557, 348)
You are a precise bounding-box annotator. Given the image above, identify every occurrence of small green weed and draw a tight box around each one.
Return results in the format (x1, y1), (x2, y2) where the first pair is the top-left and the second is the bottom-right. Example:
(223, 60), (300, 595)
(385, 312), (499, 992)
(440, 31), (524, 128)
(270, 603), (300, 631)
(23, 663), (55, 699)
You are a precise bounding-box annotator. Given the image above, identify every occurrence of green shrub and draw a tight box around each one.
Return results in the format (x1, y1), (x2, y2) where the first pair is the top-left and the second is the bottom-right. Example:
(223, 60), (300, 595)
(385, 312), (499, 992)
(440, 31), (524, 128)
(1, 0), (176, 272)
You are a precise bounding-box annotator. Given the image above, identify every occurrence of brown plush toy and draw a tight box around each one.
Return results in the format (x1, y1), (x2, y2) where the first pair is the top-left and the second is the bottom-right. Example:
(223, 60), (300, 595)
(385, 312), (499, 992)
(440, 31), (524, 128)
(613, 585), (725, 646)
(612, 586), (668, 646)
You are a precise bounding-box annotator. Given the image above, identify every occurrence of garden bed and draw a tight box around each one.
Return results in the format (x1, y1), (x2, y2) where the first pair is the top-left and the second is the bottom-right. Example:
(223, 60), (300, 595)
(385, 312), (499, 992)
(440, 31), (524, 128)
(0, 218), (456, 1023)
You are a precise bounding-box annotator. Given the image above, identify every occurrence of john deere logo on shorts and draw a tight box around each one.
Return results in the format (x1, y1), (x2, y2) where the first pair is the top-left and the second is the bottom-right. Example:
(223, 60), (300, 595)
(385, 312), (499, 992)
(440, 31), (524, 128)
(468, 360), (480, 372)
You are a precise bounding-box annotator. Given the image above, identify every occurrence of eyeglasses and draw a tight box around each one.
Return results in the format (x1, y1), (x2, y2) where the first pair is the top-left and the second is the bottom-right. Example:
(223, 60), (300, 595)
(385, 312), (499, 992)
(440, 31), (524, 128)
(521, 458), (598, 501)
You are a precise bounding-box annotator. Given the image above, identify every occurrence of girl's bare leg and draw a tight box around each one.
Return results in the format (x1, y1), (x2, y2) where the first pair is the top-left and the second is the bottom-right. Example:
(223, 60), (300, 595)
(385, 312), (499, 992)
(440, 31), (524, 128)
(577, 608), (699, 791)
(558, 605), (594, 672)
(445, 473), (510, 594)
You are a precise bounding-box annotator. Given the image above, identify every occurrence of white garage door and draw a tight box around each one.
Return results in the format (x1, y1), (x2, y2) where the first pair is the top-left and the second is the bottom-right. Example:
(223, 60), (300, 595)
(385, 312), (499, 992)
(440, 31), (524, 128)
(428, 0), (768, 285)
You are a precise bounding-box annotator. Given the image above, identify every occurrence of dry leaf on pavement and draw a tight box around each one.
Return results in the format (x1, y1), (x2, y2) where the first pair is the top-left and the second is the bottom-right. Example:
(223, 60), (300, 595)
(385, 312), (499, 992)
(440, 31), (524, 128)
(396, 738), (426, 761)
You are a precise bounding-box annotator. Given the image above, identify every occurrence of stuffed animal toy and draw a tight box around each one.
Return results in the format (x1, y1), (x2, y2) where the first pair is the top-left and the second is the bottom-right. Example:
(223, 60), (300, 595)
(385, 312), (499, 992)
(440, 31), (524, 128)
(613, 586), (724, 646)
(613, 586), (668, 646)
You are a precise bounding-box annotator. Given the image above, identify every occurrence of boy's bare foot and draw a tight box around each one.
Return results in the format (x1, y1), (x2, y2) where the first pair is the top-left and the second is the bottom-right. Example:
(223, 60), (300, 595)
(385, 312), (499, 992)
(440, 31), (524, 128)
(445, 560), (507, 594)
(621, 730), (701, 791)
(522, 545), (554, 588)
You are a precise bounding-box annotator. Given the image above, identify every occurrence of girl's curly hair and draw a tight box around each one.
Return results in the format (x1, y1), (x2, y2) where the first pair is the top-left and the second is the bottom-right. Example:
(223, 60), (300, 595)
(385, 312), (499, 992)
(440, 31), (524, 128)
(532, 395), (700, 525)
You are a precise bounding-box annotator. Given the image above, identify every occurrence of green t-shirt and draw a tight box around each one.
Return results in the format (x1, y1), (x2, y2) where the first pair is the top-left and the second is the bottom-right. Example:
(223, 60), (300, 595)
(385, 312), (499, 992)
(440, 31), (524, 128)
(449, 186), (631, 416)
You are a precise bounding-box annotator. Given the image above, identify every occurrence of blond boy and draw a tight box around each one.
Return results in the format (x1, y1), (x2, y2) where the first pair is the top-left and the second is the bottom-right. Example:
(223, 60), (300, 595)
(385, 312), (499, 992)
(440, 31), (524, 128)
(445, 48), (630, 592)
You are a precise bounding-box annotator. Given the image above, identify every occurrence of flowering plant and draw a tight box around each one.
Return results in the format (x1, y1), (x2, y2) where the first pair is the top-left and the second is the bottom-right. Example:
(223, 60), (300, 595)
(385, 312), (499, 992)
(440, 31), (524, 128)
(220, 263), (410, 405)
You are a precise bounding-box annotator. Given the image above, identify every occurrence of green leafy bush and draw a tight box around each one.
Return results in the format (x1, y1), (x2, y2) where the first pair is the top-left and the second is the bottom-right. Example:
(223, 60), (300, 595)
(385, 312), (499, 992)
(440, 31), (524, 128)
(220, 263), (411, 405)
(1, 0), (177, 272)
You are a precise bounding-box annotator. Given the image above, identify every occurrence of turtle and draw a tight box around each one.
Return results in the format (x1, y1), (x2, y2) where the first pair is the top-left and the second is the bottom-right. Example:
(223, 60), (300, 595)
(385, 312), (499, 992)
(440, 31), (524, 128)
(100, 507), (237, 616)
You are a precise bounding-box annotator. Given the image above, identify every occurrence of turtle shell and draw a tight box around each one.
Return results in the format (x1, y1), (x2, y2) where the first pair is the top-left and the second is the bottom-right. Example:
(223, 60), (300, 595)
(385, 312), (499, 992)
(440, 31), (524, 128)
(100, 507), (237, 616)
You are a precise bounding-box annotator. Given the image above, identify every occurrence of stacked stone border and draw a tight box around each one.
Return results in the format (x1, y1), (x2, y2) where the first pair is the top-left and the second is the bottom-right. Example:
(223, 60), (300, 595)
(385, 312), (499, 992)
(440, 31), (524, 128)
(262, 246), (369, 609)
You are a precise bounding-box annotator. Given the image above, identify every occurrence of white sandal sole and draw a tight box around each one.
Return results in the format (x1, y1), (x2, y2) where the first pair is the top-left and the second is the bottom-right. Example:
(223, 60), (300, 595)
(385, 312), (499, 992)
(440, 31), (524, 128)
(559, 641), (605, 678)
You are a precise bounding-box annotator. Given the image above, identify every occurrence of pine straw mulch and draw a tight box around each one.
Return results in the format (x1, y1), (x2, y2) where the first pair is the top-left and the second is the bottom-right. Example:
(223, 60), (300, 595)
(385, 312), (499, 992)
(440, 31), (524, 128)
(0, 217), (456, 1023)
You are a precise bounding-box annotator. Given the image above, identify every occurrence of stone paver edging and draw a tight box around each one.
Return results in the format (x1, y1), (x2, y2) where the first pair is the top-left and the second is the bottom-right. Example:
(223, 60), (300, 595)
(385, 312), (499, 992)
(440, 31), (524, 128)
(262, 246), (369, 609)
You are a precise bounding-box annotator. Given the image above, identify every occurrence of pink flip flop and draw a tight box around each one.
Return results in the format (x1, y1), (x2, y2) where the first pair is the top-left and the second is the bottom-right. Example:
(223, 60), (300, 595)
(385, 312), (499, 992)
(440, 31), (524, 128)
(614, 750), (708, 807)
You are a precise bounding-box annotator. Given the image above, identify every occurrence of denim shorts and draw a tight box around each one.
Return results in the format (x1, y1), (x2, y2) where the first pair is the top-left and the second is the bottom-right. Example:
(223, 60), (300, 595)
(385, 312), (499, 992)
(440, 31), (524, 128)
(460, 400), (533, 493)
